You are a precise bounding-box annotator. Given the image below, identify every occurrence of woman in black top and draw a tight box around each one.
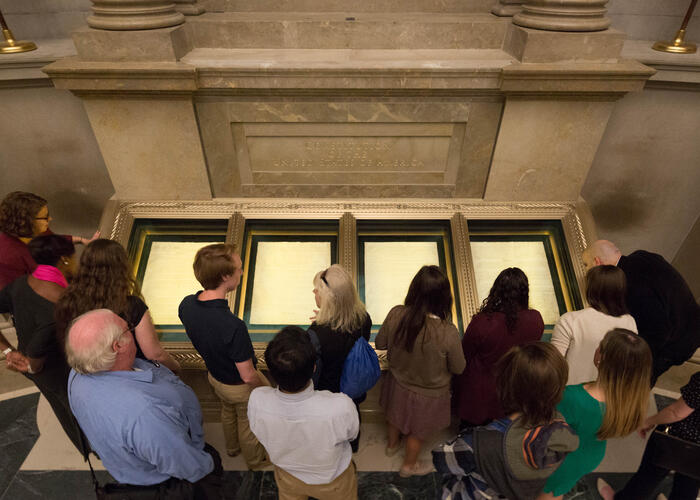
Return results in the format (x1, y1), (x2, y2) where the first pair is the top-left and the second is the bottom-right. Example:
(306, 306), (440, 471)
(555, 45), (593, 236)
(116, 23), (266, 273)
(54, 239), (179, 372)
(308, 264), (372, 452)
(0, 235), (85, 453)
(598, 370), (700, 500)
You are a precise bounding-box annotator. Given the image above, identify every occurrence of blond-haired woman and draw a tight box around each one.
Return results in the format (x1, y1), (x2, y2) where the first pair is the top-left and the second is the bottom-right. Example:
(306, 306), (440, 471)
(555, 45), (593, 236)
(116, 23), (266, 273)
(308, 264), (372, 452)
(537, 328), (653, 500)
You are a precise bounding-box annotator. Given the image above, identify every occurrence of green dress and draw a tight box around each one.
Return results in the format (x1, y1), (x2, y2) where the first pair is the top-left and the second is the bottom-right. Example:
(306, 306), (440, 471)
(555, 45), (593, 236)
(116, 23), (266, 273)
(543, 383), (606, 496)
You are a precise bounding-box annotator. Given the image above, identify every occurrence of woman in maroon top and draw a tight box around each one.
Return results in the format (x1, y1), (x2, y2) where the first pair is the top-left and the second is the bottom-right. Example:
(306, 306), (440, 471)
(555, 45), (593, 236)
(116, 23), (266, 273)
(454, 267), (544, 427)
(0, 191), (98, 289)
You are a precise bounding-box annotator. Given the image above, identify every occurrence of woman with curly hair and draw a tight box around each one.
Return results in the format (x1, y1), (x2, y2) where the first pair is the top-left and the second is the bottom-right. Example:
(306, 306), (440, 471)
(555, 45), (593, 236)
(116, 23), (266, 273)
(0, 191), (98, 289)
(54, 239), (179, 372)
(308, 264), (372, 452)
(454, 267), (544, 428)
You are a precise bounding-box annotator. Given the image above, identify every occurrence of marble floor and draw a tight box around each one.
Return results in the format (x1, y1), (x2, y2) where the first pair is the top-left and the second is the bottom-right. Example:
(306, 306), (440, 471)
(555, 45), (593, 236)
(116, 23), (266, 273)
(0, 359), (694, 500)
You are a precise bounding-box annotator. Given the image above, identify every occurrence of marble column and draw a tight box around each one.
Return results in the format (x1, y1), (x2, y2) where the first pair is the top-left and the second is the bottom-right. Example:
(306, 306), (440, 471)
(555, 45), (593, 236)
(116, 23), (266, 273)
(88, 0), (185, 30)
(173, 0), (206, 16)
(492, 1), (524, 17)
(513, 0), (610, 32)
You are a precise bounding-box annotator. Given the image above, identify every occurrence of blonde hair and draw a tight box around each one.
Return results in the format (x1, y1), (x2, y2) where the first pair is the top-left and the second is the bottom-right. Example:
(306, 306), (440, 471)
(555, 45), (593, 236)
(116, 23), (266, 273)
(597, 328), (652, 440)
(313, 264), (367, 333)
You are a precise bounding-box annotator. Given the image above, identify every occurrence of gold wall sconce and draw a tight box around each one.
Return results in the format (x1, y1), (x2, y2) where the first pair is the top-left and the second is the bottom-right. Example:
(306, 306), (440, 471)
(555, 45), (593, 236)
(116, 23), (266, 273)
(653, 0), (697, 54)
(0, 8), (37, 54)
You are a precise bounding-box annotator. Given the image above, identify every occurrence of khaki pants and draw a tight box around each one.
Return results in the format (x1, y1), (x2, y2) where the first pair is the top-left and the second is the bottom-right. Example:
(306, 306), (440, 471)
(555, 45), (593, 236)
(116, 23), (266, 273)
(207, 371), (270, 469)
(274, 461), (357, 500)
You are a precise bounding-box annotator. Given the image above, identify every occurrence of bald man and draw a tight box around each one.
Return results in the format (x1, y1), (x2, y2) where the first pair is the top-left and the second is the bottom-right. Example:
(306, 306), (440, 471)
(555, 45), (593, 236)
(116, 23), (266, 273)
(65, 309), (222, 499)
(583, 241), (700, 384)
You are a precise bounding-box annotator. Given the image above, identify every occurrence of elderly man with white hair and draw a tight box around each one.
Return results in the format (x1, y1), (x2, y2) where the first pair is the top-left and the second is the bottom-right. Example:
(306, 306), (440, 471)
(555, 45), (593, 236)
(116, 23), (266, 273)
(583, 240), (700, 385)
(65, 309), (222, 499)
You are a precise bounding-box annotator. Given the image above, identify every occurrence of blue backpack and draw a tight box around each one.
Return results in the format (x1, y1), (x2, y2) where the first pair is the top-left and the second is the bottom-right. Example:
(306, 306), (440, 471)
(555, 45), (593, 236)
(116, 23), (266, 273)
(340, 336), (381, 400)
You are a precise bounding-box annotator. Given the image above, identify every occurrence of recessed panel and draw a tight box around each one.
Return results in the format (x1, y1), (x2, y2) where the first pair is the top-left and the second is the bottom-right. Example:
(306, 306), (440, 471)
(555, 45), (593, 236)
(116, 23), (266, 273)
(363, 241), (440, 325)
(249, 241), (332, 325)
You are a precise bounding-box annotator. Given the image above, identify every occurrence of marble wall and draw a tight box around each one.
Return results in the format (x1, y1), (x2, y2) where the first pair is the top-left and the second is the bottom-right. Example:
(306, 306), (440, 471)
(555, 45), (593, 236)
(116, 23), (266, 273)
(0, 87), (114, 239)
(0, 0), (91, 40)
(608, 0), (700, 42)
(582, 88), (700, 264)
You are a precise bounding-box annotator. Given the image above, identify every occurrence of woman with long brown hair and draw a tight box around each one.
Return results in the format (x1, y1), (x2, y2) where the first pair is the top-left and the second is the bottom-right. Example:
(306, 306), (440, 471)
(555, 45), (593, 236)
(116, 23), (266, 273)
(454, 267), (544, 428)
(375, 265), (466, 477)
(54, 239), (179, 372)
(538, 328), (653, 500)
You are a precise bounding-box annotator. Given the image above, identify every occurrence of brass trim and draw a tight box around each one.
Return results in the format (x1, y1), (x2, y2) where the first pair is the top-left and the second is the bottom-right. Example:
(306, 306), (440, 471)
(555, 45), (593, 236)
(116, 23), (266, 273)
(108, 199), (588, 369)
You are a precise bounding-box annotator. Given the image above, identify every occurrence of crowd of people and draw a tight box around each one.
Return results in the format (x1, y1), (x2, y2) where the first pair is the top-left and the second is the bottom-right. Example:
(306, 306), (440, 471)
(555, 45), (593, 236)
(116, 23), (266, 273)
(0, 190), (699, 500)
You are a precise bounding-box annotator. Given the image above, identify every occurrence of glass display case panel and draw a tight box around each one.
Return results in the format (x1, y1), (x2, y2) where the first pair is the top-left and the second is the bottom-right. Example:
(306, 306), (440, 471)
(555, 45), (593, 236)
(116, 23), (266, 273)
(236, 221), (338, 341)
(358, 221), (463, 338)
(467, 220), (582, 337)
(128, 219), (229, 342)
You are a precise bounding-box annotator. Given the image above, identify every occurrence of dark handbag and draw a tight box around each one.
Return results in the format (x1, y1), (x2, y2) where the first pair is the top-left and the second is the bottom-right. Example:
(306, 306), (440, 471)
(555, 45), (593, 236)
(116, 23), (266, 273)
(647, 427), (700, 481)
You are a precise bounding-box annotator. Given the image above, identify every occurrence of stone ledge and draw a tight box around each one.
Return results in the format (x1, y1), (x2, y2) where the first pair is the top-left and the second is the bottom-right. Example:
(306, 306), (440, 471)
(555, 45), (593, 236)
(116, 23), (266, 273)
(622, 39), (700, 90)
(501, 60), (656, 94)
(505, 26), (626, 63)
(0, 38), (76, 88)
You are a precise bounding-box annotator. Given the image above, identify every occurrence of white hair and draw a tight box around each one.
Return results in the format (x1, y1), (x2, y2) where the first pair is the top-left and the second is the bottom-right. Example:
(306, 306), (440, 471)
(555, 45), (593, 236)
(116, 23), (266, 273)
(65, 309), (131, 374)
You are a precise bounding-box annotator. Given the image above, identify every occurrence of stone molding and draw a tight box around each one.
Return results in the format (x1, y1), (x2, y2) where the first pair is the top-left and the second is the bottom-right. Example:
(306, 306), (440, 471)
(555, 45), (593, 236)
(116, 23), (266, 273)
(492, 0), (524, 17)
(173, 0), (206, 16)
(514, 0), (611, 33)
(88, 0), (185, 31)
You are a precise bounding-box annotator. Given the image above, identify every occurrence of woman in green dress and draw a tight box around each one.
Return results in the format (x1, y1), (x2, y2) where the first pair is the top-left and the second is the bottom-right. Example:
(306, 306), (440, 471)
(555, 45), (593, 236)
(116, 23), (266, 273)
(537, 328), (652, 500)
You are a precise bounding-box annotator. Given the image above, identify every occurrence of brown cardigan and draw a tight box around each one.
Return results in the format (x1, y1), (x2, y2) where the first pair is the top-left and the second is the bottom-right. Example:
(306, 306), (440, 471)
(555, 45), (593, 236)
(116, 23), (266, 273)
(375, 305), (466, 397)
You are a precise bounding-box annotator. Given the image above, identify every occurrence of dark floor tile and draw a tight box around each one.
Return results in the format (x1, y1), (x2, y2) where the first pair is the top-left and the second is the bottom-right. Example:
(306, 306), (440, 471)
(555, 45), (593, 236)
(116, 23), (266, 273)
(359, 472), (440, 500)
(1, 470), (113, 500)
(260, 470), (279, 500)
(225, 470), (263, 500)
(654, 394), (676, 412)
(0, 393), (40, 498)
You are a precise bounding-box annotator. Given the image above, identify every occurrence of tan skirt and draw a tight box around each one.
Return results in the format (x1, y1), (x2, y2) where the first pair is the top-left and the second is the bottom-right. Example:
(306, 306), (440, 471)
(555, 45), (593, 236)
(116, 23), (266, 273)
(379, 371), (451, 440)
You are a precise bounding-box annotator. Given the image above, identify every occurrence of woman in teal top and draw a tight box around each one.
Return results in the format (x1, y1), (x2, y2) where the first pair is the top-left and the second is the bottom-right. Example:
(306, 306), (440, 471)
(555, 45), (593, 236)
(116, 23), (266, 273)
(539, 329), (652, 500)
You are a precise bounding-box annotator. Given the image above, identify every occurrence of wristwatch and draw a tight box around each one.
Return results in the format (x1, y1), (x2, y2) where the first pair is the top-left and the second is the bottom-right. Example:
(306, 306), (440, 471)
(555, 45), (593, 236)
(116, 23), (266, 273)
(2, 347), (12, 356)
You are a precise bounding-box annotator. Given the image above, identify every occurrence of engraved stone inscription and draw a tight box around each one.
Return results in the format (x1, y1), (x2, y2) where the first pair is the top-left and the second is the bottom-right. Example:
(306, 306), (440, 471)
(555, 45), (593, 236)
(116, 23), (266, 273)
(240, 123), (455, 184)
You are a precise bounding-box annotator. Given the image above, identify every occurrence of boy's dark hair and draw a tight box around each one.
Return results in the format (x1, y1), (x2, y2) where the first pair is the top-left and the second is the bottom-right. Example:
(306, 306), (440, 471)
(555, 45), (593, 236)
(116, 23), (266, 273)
(265, 326), (315, 393)
(193, 243), (237, 290)
(28, 234), (75, 267)
(496, 342), (568, 428)
(585, 265), (629, 317)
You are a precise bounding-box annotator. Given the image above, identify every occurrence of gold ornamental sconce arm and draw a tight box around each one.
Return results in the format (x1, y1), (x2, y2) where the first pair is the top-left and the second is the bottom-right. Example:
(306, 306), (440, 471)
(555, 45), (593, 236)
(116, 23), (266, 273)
(653, 0), (697, 54)
(0, 8), (37, 54)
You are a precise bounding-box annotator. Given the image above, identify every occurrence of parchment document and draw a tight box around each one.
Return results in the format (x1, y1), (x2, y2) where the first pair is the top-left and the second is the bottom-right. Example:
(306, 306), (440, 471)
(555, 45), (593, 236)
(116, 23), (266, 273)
(364, 241), (440, 324)
(141, 241), (215, 325)
(249, 241), (331, 325)
(470, 241), (561, 324)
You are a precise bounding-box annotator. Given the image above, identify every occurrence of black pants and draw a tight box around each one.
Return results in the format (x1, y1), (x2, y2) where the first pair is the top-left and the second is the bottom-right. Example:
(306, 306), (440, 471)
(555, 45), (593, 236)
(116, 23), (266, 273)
(616, 433), (700, 500)
(96, 444), (223, 500)
(351, 400), (362, 453)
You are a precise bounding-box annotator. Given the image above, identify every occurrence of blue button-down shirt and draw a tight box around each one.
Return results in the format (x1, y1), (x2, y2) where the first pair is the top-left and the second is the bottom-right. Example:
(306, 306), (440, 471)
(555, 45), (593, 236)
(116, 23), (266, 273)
(68, 358), (213, 485)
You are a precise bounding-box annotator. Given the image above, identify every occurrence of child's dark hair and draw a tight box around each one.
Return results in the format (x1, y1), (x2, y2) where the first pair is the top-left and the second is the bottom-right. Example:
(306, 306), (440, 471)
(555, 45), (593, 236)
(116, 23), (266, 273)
(496, 342), (568, 427)
(265, 326), (316, 393)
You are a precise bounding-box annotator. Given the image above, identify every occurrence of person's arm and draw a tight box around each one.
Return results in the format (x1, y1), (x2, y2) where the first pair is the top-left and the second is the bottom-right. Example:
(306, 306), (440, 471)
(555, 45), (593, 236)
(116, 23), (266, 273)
(550, 314), (573, 357)
(638, 397), (695, 438)
(133, 311), (180, 372)
(235, 359), (263, 388)
(71, 230), (100, 246)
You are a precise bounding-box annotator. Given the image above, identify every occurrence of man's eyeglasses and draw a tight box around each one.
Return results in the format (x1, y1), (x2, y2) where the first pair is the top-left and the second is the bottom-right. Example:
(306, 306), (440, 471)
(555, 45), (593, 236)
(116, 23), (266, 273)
(320, 269), (329, 286)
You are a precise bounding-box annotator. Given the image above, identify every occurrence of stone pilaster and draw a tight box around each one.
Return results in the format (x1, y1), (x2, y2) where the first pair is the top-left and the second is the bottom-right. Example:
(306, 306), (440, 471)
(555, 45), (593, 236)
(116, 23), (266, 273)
(88, 0), (185, 30)
(491, 1), (524, 17)
(513, 0), (610, 32)
(173, 0), (206, 16)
